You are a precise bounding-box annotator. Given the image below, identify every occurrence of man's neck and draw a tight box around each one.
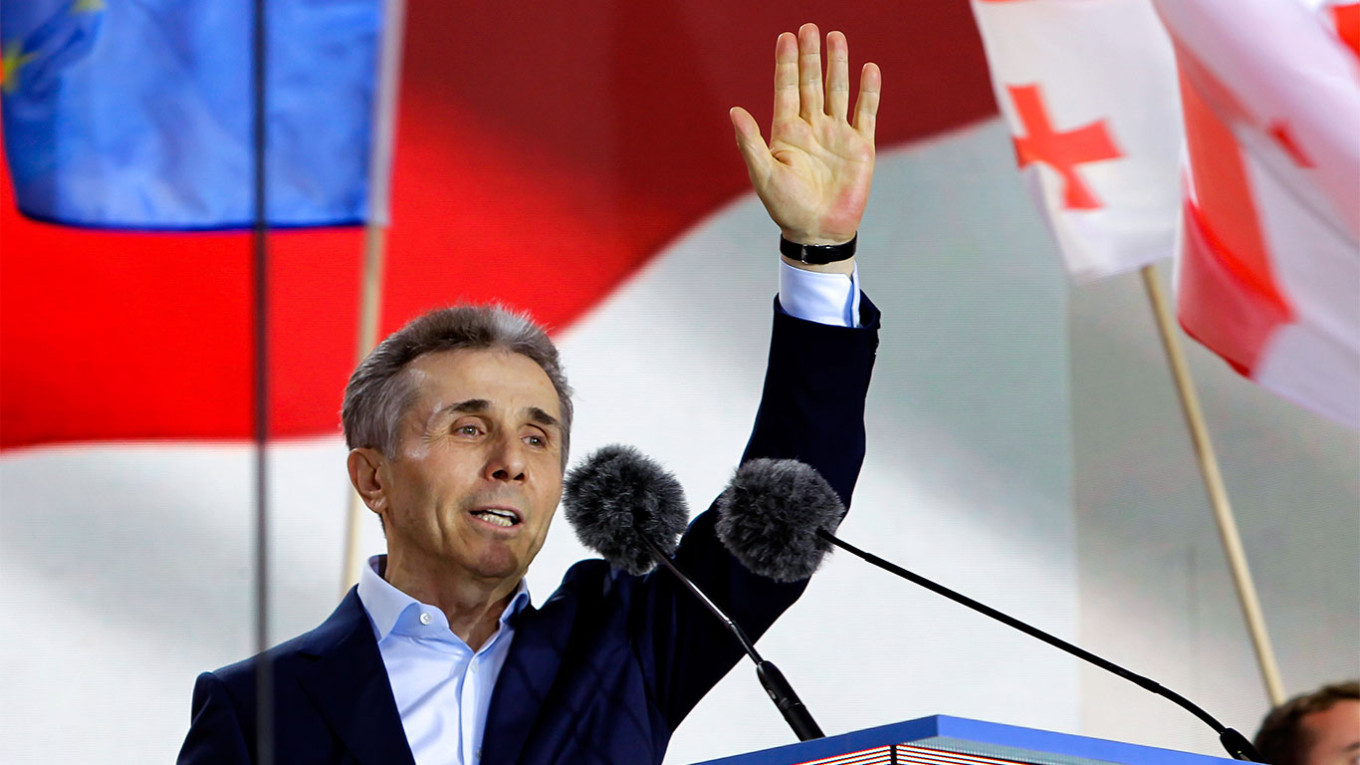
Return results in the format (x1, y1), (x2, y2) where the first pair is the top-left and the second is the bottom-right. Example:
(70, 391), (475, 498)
(381, 554), (520, 651)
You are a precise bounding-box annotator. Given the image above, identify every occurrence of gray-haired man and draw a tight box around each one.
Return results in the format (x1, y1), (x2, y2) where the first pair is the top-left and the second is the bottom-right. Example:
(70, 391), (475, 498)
(180, 22), (882, 765)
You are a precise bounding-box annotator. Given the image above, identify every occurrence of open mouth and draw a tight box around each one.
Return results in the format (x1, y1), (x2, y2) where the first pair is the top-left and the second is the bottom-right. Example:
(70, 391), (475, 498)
(470, 508), (521, 528)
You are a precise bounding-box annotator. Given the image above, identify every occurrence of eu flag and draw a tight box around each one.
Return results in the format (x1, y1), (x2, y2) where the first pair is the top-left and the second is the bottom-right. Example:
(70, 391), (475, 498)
(1, 0), (380, 229)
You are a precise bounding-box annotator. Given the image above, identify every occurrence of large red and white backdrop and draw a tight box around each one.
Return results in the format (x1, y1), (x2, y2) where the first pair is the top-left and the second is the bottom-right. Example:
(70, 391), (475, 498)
(1, 3), (1355, 763)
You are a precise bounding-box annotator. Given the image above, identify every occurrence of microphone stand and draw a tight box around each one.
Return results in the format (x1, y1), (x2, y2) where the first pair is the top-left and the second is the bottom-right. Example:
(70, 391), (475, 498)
(819, 530), (1264, 762)
(640, 536), (825, 741)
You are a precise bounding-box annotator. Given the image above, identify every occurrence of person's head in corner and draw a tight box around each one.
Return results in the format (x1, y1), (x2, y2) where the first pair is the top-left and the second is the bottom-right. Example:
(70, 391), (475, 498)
(342, 304), (573, 591)
(1254, 680), (1359, 765)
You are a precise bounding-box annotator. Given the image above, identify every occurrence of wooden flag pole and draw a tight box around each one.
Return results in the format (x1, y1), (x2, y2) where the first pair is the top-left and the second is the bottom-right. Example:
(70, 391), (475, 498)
(341, 0), (407, 597)
(341, 222), (388, 594)
(1139, 263), (1286, 705)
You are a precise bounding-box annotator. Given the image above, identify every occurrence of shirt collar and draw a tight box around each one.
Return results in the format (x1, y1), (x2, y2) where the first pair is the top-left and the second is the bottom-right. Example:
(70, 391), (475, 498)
(357, 554), (531, 642)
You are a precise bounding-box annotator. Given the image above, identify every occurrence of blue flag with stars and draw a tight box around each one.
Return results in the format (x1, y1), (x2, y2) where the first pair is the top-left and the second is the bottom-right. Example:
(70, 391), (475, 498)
(1, 0), (380, 229)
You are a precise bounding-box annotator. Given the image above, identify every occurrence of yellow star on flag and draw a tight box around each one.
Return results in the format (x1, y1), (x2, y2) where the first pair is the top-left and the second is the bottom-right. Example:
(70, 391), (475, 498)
(1, 43), (39, 94)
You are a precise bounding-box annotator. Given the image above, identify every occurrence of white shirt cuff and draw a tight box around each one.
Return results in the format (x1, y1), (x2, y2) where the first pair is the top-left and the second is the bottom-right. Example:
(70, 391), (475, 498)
(778, 260), (861, 328)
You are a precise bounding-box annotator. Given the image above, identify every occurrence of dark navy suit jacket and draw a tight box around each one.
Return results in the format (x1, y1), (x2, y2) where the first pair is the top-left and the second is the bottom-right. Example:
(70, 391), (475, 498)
(177, 298), (879, 765)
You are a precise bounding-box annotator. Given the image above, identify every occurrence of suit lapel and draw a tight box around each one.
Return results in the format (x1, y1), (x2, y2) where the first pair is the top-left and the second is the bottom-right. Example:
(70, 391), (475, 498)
(480, 594), (575, 764)
(296, 589), (417, 765)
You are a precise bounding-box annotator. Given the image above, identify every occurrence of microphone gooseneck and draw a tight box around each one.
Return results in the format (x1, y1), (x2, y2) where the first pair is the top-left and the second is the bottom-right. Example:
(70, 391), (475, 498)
(636, 534), (824, 741)
(820, 532), (1264, 762)
(716, 458), (1265, 763)
(562, 446), (825, 742)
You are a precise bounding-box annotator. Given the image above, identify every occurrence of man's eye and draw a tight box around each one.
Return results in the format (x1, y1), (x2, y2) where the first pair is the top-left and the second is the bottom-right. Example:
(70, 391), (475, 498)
(455, 424), (481, 436)
(524, 434), (545, 447)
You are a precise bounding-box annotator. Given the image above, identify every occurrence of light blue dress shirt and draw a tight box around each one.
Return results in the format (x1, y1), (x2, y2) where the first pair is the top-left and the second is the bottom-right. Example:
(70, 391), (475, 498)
(355, 263), (859, 763)
(358, 557), (530, 765)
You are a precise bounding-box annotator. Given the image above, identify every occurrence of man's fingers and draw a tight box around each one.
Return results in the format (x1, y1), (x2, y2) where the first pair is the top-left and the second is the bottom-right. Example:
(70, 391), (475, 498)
(730, 106), (774, 180)
(825, 31), (850, 120)
(852, 62), (881, 141)
(773, 32), (799, 124)
(797, 23), (823, 120)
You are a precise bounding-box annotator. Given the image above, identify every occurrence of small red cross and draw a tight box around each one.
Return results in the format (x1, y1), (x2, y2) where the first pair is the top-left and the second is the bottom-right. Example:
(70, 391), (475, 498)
(1268, 121), (1314, 168)
(1008, 83), (1123, 210)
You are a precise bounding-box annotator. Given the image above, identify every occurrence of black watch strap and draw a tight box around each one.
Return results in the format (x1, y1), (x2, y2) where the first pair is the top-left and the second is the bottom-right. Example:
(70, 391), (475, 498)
(779, 233), (857, 265)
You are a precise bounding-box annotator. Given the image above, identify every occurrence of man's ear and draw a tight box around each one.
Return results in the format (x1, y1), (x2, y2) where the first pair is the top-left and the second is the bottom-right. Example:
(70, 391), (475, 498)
(347, 448), (388, 515)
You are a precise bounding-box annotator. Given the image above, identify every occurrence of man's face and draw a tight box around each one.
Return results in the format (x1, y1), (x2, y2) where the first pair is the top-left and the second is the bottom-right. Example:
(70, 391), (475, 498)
(1301, 700), (1360, 765)
(376, 348), (565, 587)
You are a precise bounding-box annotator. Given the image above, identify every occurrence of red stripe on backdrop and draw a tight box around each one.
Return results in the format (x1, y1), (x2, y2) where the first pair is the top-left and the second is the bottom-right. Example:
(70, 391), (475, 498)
(1, 2), (996, 450)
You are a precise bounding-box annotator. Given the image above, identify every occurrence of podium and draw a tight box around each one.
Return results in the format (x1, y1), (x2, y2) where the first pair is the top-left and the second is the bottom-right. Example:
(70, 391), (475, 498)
(691, 715), (1241, 765)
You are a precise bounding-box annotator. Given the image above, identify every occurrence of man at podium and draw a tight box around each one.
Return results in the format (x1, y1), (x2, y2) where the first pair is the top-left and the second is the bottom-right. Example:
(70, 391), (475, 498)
(178, 22), (883, 765)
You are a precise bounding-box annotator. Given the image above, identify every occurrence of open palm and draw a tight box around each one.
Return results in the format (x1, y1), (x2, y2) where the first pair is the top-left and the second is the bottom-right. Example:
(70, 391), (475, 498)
(732, 24), (881, 246)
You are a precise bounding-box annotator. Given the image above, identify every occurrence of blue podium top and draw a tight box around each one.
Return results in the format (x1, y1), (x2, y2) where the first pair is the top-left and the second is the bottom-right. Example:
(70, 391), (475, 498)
(691, 715), (1241, 765)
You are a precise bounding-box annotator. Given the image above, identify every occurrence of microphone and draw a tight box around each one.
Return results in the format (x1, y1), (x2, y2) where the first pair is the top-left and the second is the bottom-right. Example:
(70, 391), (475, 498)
(715, 459), (1265, 763)
(715, 458), (845, 582)
(562, 444), (689, 576)
(562, 446), (826, 742)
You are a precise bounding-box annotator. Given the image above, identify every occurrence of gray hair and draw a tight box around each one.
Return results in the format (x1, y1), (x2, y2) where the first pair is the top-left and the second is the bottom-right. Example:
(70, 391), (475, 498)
(341, 304), (573, 465)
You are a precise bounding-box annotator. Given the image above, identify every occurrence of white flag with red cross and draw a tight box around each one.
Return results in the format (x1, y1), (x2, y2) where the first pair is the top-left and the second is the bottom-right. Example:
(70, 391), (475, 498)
(972, 0), (1360, 428)
(1156, 0), (1360, 428)
(969, 0), (1184, 281)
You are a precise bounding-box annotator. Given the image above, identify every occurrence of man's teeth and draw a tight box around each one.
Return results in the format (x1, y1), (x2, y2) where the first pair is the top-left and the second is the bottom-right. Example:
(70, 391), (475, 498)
(472, 510), (517, 527)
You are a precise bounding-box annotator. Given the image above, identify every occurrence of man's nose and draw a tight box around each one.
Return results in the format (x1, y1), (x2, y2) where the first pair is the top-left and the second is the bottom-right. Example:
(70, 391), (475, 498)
(484, 433), (527, 482)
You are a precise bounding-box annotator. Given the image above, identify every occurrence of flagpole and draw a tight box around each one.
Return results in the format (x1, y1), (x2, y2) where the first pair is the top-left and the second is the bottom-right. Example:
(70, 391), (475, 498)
(342, 223), (387, 593)
(342, 0), (407, 597)
(1139, 263), (1286, 706)
(250, 0), (274, 761)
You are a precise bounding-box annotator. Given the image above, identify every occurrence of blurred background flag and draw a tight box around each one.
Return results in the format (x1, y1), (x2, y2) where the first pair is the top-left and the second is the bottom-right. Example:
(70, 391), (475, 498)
(0, 5), (999, 451)
(1157, 0), (1360, 429)
(0, 0), (382, 229)
(971, 0), (1360, 427)
(969, 0), (1184, 282)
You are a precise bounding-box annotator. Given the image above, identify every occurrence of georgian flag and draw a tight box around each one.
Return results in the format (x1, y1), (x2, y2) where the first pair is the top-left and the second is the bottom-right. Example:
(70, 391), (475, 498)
(971, 0), (1360, 428)
(969, 0), (1184, 281)
(1156, 0), (1360, 428)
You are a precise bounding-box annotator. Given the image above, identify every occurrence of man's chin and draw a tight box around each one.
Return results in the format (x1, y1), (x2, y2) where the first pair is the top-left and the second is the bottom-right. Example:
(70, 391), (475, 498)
(466, 551), (527, 587)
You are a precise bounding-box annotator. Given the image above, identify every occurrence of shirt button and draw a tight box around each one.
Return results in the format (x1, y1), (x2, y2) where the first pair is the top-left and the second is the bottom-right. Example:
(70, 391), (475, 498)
(419, 612), (432, 625)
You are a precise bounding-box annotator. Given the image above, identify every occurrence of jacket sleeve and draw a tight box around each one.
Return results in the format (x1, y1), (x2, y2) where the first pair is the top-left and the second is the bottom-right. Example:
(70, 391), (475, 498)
(177, 672), (253, 765)
(742, 295), (880, 506)
(643, 294), (881, 729)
